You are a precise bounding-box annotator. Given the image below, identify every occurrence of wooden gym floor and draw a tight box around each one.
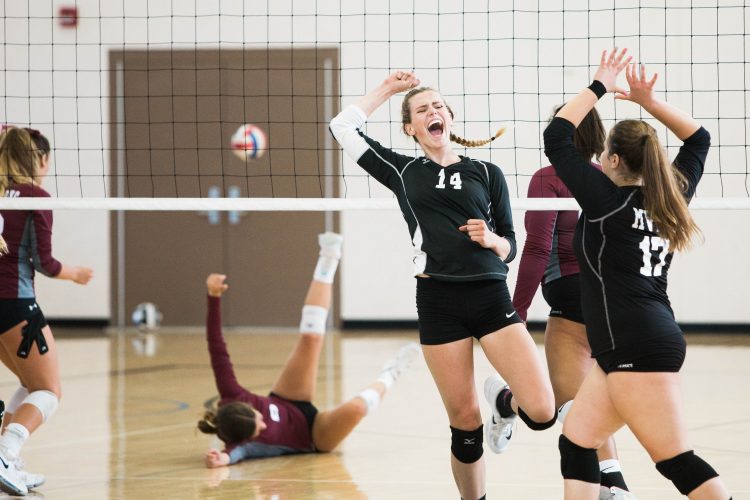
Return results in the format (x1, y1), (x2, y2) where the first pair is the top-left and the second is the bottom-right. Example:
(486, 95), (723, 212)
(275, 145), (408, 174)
(1, 328), (748, 499)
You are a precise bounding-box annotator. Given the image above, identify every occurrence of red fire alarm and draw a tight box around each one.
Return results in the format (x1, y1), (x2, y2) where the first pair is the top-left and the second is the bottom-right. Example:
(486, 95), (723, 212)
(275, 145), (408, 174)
(58, 6), (78, 28)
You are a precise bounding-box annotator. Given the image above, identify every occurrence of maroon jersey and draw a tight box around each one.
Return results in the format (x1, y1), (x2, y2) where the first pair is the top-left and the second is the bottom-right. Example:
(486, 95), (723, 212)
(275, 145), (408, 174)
(0, 183), (62, 298)
(512, 165), (598, 321)
(206, 296), (315, 463)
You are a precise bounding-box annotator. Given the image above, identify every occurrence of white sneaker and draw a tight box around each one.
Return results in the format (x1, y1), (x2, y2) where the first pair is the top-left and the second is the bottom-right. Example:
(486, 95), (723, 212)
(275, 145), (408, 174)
(14, 459), (44, 490)
(318, 232), (343, 259)
(483, 374), (516, 454)
(0, 450), (28, 496)
(380, 342), (420, 382)
(599, 486), (637, 500)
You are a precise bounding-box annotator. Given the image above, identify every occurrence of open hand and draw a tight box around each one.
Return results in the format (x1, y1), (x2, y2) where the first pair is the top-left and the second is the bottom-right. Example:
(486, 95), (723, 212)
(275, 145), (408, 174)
(592, 48), (631, 94)
(615, 62), (658, 107)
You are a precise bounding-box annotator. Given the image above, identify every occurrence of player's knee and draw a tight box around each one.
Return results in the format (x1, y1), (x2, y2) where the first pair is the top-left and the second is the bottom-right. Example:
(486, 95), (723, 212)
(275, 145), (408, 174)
(655, 450), (719, 495)
(299, 305), (328, 335)
(6, 386), (29, 413)
(23, 389), (59, 423)
(450, 425), (484, 464)
(518, 406), (557, 431)
(559, 434), (600, 483)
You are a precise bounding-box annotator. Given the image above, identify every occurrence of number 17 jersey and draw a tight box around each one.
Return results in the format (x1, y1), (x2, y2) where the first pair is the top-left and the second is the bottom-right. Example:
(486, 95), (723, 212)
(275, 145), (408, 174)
(544, 117), (710, 356)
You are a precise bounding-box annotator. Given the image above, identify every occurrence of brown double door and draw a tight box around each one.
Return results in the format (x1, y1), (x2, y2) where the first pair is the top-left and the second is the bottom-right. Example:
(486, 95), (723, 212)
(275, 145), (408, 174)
(109, 48), (339, 327)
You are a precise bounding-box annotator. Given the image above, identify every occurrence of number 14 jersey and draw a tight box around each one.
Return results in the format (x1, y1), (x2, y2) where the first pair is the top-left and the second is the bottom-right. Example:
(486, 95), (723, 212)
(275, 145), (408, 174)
(330, 105), (517, 282)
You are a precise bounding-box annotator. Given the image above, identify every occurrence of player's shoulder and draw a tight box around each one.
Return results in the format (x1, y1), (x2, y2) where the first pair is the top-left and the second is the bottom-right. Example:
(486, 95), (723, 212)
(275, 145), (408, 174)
(10, 183), (51, 198)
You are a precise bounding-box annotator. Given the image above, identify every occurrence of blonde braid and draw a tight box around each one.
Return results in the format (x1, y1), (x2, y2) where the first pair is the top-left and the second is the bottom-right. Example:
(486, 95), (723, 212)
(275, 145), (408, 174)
(450, 126), (507, 148)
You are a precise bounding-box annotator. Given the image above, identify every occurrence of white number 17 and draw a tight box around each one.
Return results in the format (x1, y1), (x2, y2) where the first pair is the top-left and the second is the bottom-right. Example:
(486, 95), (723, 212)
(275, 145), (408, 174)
(638, 235), (669, 277)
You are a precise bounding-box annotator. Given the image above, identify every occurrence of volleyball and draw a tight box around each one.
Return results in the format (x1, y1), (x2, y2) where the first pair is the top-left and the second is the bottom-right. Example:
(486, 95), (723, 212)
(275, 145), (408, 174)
(231, 123), (267, 160)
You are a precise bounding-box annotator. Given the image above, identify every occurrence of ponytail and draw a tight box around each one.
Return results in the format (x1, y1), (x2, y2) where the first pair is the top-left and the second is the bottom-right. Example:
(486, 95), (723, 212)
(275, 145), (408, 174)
(639, 132), (701, 251)
(609, 120), (701, 252)
(197, 409), (219, 435)
(450, 127), (507, 148)
(196, 401), (257, 445)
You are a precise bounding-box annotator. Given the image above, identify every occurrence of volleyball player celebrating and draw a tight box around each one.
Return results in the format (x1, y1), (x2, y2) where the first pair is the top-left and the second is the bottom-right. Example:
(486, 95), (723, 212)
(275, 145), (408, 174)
(513, 108), (634, 500)
(199, 233), (419, 467)
(0, 127), (93, 496)
(545, 48), (731, 499)
(330, 72), (556, 500)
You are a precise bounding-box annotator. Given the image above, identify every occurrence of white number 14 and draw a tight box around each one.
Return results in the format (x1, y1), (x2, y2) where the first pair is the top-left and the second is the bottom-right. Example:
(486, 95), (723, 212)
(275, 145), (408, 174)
(436, 170), (462, 190)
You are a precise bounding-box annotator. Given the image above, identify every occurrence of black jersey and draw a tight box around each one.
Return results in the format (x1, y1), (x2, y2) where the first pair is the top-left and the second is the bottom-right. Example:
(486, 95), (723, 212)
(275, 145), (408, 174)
(544, 117), (709, 356)
(330, 105), (516, 282)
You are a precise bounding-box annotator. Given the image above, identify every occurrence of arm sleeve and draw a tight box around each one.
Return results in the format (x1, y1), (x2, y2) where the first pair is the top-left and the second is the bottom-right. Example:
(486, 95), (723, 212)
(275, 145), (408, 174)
(512, 172), (558, 321)
(206, 296), (247, 400)
(672, 126), (710, 199)
(329, 105), (414, 190)
(544, 117), (621, 217)
(488, 163), (516, 263)
(30, 209), (62, 277)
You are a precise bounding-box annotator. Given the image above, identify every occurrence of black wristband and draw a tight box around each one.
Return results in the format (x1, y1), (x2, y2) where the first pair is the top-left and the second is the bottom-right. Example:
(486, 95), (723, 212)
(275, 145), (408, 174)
(587, 80), (607, 99)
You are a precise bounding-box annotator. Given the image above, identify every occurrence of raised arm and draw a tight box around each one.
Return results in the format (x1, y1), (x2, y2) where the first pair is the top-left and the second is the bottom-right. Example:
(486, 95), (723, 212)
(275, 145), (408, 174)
(545, 49), (631, 216)
(329, 71), (423, 189)
(205, 274), (246, 400)
(556, 48), (631, 127)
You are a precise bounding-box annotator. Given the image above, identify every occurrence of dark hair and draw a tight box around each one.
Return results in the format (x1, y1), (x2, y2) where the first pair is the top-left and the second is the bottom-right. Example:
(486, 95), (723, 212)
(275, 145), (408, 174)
(197, 401), (257, 445)
(401, 86), (505, 147)
(24, 128), (50, 157)
(607, 119), (700, 251)
(552, 104), (605, 160)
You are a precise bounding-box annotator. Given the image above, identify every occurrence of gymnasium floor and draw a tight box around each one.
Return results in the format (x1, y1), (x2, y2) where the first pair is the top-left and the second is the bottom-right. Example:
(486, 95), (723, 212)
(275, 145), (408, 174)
(2, 328), (748, 499)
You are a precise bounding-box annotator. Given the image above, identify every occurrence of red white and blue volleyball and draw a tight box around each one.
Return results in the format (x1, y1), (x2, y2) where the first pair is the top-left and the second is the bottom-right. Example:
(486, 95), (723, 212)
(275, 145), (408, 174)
(231, 123), (267, 160)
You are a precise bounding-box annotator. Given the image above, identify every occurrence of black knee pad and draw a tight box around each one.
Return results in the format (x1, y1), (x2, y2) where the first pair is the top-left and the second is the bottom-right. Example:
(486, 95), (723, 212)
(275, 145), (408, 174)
(519, 407), (557, 431)
(655, 450), (719, 495)
(450, 425), (484, 464)
(559, 434), (600, 484)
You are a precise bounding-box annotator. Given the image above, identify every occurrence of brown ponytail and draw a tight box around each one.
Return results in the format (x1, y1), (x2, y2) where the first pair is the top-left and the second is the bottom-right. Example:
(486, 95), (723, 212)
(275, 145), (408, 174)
(196, 401), (257, 445)
(450, 127), (507, 148)
(608, 120), (701, 251)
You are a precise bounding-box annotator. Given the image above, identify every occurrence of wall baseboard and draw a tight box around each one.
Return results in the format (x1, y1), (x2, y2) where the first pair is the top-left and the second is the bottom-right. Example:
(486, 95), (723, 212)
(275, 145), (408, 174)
(342, 319), (750, 334)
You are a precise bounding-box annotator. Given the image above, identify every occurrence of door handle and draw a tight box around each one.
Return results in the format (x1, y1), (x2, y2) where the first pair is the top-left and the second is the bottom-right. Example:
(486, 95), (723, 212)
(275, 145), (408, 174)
(203, 186), (221, 225)
(228, 185), (244, 225)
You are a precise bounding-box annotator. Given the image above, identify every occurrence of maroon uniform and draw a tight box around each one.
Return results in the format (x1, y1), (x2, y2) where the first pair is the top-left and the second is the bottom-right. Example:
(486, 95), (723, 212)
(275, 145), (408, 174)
(0, 184), (61, 299)
(206, 296), (316, 463)
(512, 166), (589, 321)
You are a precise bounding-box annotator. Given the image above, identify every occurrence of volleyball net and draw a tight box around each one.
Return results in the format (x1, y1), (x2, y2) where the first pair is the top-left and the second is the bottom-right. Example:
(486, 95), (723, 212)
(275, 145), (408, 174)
(1, 1), (748, 211)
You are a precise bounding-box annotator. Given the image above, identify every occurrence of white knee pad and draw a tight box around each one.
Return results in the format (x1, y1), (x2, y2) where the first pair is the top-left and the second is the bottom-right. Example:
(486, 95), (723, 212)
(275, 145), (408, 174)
(23, 390), (59, 423)
(299, 305), (328, 335)
(6, 386), (29, 414)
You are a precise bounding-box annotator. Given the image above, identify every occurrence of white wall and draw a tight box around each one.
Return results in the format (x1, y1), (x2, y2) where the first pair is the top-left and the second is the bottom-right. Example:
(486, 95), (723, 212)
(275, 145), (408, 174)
(0, 0), (748, 323)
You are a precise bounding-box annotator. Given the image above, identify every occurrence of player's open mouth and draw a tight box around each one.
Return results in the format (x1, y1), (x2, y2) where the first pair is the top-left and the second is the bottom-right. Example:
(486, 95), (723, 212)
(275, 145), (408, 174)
(428, 119), (444, 136)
